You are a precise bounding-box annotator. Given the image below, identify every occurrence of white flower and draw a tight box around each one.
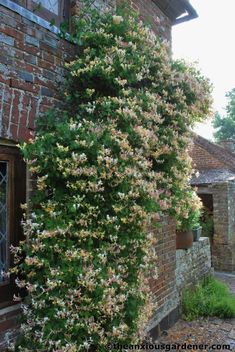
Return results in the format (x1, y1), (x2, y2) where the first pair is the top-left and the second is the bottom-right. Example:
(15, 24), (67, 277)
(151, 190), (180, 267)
(112, 15), (123, 25)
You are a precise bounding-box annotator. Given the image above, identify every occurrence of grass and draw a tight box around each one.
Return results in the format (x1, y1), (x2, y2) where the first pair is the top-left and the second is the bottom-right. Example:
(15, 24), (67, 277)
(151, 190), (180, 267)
(182, 276), (235, 320)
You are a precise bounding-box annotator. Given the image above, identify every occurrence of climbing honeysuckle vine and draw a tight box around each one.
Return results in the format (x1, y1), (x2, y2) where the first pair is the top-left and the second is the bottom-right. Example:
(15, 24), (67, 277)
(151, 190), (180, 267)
(12, 2), (212, 351)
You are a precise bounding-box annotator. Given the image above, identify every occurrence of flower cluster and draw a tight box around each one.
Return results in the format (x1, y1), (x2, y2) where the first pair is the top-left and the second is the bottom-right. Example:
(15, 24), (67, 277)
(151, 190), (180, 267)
(174, 189), (202, 230)
(13, 2), (212, 351)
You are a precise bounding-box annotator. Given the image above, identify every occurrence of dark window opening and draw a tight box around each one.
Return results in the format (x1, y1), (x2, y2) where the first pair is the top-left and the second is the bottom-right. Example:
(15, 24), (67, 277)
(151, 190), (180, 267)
(0, 161), (9, 283)
(0, 146), (26, 307)
(198, 193), (214, 246)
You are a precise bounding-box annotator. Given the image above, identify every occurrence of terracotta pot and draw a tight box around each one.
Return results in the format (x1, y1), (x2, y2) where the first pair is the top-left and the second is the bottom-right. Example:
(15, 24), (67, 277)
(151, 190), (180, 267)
(176, 230), (193, 249)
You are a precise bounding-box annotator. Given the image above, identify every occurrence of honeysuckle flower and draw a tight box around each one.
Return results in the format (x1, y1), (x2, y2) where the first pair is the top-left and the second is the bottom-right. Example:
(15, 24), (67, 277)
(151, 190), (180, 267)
(112, 15), (123, 25)
(14, 1), (211, 350)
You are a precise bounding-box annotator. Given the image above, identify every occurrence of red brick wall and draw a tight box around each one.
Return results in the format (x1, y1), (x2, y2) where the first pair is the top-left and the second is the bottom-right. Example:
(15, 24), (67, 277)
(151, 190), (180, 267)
(148, 216), (178, 338)
(0, 305), (21, 350)
(0, 1), (171, 144)
(0, 0), (173, 344)
(0, 4), (75, 143)
(126, 0), (172, 42)
(151, 217), (176, 308)
(190, 143), (227, 170)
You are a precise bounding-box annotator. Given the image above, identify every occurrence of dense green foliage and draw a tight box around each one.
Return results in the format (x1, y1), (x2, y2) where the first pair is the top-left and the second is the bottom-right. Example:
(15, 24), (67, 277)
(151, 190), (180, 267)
(175, 190), (202, 231)
(213, 88), (235, 144)
(182, 276), (235, 320)
(12, 2), (211, 351)
(201, 209), (214, 240)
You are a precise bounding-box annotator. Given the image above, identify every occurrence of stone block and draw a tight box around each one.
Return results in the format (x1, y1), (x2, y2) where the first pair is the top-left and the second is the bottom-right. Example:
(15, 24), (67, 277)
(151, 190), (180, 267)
(228, 330), (235, 340)
(18, 71), (34, 83)
(44, 34), (58, 49)
(0, 33), (14, 46)
(25, 34), (39, 47)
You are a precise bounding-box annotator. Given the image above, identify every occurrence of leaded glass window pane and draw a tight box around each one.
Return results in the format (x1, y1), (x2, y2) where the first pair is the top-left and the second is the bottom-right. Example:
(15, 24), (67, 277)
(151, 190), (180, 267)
(34, 0), (59, 15)
(0, 162), (8, 282)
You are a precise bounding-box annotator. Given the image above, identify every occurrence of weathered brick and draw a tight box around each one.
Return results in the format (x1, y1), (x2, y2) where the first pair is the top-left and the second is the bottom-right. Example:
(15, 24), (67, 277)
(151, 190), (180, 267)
(0, 74), (9, 85)
(2, 87), (12, 103)
(17, 42), (41, 56)
(0, 54), (13, 66)
(0, 33), (14, 46)
(9, 123), (18, 139)
(0, 13), (17, 28)
(44, 34), (58, 49)
(25, 34), (39, 47)
(42, 51), (55, 64)
(19, 109), (27, 127)
(1, 27), (23, 41)
(40, 86), (54, 97)
(42, 69), (55, 81)
(14, 60), (41, 74)
(11, 90), (21, 124)
(10, 78), (39, 94)
(37, 58), (55, 71)
(23, 53), (37, 65)
(18, 125), (32, 141)
(0, 0), (176, 344)
(18, 71), (34, 83)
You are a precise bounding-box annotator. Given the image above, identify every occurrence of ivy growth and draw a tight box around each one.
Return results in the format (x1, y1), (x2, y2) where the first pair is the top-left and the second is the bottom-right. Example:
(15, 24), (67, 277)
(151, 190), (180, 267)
(12, 2), (212, 351)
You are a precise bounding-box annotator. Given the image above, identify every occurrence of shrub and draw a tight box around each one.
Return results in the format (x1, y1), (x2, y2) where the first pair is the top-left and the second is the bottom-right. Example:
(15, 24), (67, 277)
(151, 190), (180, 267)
(175, 190), (202, 231)
(182, 276), (235, 320)
(201, 208), (214, 240)
(12, 1), (212, 351)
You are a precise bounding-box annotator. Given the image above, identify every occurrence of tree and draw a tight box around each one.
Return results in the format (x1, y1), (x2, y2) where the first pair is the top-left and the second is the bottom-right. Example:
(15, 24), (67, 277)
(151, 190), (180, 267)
(213, 88), (235, 142)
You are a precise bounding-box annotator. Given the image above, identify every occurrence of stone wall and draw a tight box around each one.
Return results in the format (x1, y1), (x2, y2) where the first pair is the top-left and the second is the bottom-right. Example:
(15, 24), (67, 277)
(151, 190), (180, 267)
(212, 181), (235, 272)
(148, 230), (212, 340)
(176, 237), (212, 292)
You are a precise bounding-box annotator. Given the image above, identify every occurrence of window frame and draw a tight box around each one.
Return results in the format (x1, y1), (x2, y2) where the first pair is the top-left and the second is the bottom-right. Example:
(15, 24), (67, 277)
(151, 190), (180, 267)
(0, 146), (26, 308)
(26, 0), (69, 27)
(10, 0), (70, 28)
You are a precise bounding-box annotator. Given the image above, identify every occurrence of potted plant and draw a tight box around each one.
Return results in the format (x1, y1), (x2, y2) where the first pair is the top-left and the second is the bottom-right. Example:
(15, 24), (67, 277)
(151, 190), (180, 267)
(175, 190), (202, 249)
(191, 208), (202, 242)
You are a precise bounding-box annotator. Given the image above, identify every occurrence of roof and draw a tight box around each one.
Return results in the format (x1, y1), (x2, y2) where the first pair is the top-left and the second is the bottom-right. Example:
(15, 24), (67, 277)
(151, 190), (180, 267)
(153, 0), (198, 25)
(193, 134), (235, 173)
(190, 169), (235, 186)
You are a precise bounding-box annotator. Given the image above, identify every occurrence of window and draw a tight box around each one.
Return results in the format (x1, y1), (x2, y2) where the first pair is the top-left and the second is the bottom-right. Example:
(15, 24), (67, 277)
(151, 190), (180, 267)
(12, 0), (70, 27)
(0, 146), (26, 307)
(34, 0), (59, 15)
(0, 161), (9, 283)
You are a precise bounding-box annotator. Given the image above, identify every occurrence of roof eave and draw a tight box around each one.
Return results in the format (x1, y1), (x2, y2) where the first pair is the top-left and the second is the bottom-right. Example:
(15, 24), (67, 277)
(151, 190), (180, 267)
(152, 0), (198, 25)
(173, 0), (198, 25)
(174, 12), (198, 25)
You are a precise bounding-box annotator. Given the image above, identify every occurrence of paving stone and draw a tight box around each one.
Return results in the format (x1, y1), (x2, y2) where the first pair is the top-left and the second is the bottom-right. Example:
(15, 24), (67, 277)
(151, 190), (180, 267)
(228, 319), (235, 326)
(228, 330), (235, 340)
(156, 273), (235, 349)
(221, 323), (233, 332)
(212, 318), (223, 325)
(225, 339), (235, 348)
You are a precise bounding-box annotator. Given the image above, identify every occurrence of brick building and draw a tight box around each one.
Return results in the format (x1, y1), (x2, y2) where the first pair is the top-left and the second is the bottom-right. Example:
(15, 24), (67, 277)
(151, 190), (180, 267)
(0, 0), (211, 348)
(190, 134), (235, 272)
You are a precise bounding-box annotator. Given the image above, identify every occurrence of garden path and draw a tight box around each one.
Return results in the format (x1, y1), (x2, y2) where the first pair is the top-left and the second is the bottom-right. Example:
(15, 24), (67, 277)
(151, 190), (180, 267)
(156, 272), (235, 351)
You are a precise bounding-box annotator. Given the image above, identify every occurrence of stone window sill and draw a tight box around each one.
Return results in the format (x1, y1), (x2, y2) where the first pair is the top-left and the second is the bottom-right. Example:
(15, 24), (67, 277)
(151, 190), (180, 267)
(0, 0), (60, 35)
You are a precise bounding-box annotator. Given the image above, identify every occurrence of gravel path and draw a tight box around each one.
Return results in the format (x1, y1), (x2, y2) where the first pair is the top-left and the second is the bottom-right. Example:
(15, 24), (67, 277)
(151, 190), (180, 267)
(156, 272), (235, 351)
